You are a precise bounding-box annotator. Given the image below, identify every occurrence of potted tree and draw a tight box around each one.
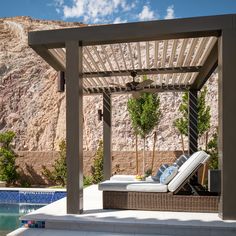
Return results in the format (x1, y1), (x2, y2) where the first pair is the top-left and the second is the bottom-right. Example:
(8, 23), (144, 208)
(128, 78), (161, 176)
(207, 133), (221, 193)
(174, 88), (211, 154)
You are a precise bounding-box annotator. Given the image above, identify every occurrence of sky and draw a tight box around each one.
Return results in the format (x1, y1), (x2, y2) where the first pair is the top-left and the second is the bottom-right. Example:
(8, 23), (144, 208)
(0, 0), (236, 24)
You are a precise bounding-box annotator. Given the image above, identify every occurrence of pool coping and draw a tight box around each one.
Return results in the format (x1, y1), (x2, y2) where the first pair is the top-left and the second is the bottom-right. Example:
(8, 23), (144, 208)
(0, 187), (66, 192)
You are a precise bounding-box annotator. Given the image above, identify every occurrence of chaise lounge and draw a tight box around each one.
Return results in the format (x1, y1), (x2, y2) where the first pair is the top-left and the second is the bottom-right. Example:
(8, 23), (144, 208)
(98, 151), (220, 212)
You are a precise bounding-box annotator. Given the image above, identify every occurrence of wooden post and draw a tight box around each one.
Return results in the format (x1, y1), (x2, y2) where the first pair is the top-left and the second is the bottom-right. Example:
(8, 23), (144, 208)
(66, 41), (83, 214)
(103, 92), (112, 180)
(218, 28), (236, 220)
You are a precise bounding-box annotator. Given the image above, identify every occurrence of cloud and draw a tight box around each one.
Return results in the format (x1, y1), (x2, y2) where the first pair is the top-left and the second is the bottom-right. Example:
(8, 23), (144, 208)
(58, 0), (136, 23)
(138, 5), (155, 21)
(113, 17), (127, 24)
(164, 5), (175, 19)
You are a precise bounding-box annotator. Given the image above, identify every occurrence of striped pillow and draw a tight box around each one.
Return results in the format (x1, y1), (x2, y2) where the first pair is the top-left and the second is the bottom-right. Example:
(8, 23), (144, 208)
(152, 164), (169, 182)
(173, 154), (189, 168)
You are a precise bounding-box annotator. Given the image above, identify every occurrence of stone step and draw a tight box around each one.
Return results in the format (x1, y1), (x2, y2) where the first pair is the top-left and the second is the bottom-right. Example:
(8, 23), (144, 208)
(8, 227), (170, 236)
(45, 217), (236, 236)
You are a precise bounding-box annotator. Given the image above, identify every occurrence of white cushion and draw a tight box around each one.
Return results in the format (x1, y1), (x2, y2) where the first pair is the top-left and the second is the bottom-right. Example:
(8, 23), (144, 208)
(110, 175), (136, 181)
(168, 151), (209, 192)
(127, 183), (168, 192)
(98, 180), (147, 191)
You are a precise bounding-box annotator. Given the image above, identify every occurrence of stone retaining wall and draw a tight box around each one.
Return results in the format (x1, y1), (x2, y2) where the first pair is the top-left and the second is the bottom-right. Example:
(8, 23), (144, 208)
(16, 150), (183, 186)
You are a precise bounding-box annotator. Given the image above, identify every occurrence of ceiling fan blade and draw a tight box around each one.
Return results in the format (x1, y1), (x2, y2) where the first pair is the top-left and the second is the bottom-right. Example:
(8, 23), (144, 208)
(109, 83), (126, 88)
(136, 79), (154, 89)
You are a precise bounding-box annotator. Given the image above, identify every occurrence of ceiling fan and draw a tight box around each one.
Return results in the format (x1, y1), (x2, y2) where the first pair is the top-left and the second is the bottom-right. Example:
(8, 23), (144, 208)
(110, 71), (154, 98)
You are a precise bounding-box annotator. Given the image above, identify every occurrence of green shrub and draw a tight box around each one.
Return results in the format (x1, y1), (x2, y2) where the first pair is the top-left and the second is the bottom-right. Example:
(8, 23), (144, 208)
(91, 140), (104, 184)
(207, 133), (219, 170)
(0, 131), (18, 184)
(42, 140), (67, 187)
(83, 175), (93, 187)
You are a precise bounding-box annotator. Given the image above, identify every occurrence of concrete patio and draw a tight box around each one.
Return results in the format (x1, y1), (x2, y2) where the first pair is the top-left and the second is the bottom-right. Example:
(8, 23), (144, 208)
(8, 185), (236, 236)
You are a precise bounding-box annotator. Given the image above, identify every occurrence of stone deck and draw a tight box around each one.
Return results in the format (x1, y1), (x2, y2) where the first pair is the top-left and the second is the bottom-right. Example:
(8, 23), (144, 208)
(8, 185), (236, 236)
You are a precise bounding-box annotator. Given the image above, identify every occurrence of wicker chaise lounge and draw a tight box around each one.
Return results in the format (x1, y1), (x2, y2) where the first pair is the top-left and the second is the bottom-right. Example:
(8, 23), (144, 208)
(99, 151), (220, 212)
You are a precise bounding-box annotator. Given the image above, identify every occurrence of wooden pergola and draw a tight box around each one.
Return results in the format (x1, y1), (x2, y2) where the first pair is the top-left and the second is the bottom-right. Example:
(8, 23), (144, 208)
(28, 14), (236, 220)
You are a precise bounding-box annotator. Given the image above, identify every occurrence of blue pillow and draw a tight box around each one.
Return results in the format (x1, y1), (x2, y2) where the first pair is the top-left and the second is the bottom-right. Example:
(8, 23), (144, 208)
(152, 164), (169, 182)
(160, 166), (178, 185)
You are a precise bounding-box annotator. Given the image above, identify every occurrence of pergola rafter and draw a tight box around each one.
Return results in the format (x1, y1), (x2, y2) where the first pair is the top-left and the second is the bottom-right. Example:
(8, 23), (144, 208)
(28, 14), (236, 220)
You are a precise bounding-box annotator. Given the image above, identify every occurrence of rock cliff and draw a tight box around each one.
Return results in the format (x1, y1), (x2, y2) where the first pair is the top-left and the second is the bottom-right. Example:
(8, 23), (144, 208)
(0, 17), (218, 151)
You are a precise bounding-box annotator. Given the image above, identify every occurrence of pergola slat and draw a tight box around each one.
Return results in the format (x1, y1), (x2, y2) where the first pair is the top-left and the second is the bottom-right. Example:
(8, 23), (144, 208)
(146, 42), (150, 69)
(128, 43), (135, 70)
(154, 41), (159, 68)
(169, 39), (178, 67)
(119, 44), (128, 71)
(101, 45), (114, 71)
(190, 37), (208, 66)
(92, 46), (107, 71)
(83, 57), (100, 87)
(110, 45), (121, 71)
(161, 40), (168, 67)
(84, 47), (100, 71)
(198, 37), (217, 65)
(137, 42), (142, 69)
(177, 38), (188, 66)
(183, 38), (198, 66)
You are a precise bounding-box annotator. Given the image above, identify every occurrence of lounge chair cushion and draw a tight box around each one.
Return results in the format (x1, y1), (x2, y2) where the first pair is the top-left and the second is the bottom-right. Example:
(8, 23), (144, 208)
(151, 163), (169, 181)
(98, 180), (139, 191)
(160, 166), (178, 184)
(127, 183), (168, 192)
(98, 180), (168, 192)
(168, 151), (209, 192)
(110, 175), (136, 181)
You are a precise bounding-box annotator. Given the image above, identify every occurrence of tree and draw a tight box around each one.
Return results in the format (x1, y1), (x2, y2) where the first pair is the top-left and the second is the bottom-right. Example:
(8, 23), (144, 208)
(42, 140), (67, 187)
(91, 140), (104, 184)
(174, 87), (211, 152)
(128, 89), (161, 175)
(0, 131), (18, 185)
(207, 132), (219, 170)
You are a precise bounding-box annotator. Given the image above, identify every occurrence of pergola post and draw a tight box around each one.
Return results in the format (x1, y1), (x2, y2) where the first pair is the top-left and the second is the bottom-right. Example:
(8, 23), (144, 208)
(103, 92), (112, 180)
(188, 90), (198, 155)
(218, 28), (236, 220)
(66, 41), (83, 214)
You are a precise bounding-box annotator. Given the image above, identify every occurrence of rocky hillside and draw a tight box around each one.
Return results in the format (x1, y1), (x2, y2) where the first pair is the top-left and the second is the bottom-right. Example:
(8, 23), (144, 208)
(0, 17), (218, 151)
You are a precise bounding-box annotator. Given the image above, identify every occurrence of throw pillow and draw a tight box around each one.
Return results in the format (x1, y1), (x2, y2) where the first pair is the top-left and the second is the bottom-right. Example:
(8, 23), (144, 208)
(173, 154), (189, 168)
(151, 164), (169, 182)
(160, 166), (178, 185)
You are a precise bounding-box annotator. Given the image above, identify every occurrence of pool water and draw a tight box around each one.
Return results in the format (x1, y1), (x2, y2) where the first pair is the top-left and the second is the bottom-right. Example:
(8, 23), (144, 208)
(0, 203), (45, 235)
(0, 190), (66, 236)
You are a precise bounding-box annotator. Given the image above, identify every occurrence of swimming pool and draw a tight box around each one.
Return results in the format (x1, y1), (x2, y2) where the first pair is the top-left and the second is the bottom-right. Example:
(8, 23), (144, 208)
(0, 189), (66, 235)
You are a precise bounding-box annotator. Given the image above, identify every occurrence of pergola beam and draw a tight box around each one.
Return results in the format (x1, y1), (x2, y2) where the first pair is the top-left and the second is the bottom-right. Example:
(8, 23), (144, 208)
(84, 84), (191, 95)
(191, 42), (218, 90)
(28, 14), (234, 48)
(83, 66), (201, 78)
(32, 45), (65, 71)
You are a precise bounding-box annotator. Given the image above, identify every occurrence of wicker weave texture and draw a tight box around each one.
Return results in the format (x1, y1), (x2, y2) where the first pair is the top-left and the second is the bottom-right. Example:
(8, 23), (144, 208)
(103, 191), (220, 213)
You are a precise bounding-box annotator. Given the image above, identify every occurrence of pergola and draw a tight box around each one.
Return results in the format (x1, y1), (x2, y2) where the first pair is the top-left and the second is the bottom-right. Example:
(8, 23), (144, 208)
(28, 14), (236, 220)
